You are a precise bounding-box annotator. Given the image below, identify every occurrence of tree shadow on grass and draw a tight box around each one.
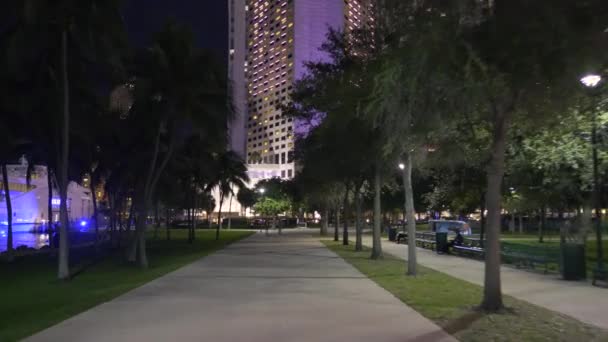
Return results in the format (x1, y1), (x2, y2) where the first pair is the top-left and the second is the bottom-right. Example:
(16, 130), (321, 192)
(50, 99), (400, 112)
(440, 305), (517, 335)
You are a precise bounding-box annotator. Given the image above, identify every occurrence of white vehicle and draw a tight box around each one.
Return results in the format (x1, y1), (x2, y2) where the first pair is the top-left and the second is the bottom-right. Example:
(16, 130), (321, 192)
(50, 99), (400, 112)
(429, 220), (472, 236)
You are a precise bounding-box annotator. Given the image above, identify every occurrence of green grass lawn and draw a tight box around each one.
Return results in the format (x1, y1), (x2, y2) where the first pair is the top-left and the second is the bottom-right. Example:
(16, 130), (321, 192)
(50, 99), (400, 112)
(324, 240), (608, 342)
(501, 237), (608, 274)
(0, 229), (253, 342)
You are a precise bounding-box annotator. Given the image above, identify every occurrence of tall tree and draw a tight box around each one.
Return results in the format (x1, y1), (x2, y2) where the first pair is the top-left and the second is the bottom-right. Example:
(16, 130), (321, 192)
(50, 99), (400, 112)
(127, 22), (231, 266)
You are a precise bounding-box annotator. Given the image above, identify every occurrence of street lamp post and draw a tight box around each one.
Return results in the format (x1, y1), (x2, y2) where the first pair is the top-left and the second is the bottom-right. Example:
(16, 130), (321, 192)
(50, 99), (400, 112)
(581, 74), (606, 284)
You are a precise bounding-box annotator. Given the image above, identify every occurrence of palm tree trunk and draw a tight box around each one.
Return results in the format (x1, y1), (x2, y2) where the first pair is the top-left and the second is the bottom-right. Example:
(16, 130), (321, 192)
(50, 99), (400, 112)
(154, 200), (160, 240)
(127, 193), (144, 263)
(481, 106), (510, 312)
(192, 193), (197, 241)
(135, 196), (149, 268)
(228, 193), (233, 230)
(342, 186), (350, 246)
(90, 177), (99, 250)
(116, 196), (123, 248)
(57, 30), (71, 280)
(321, 207), (329, 236)
(371, 164), (383, 259)
(166, 207), (171, 241)
(480, 195), (486, 248)
(47, 168), (53, 230)
(334, 207), (340, 242)
(355, 188), (363, 251)
(216, 193), (224, 240)
(2, 164), (14, 262)
(518, 214), (524, 234)
(109, 194), (118, 247)
(403, 152), (417, 276)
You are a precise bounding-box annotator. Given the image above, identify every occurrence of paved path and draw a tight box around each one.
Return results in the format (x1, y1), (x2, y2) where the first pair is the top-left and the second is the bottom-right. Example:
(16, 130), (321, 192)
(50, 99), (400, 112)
(27, 231), (454, 342)
(361, 235), (608, 330)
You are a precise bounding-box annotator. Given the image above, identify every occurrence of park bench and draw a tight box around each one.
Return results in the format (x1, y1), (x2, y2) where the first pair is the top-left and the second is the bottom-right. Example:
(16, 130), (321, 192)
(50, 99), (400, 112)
(500, 243), (558, 274)
(396, 231), (437, 251)
(451, 237), (485, 259)
(452, 245), (485, 259)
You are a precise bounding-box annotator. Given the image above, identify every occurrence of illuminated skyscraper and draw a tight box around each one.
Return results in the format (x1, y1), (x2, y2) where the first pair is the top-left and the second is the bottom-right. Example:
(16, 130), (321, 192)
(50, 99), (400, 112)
(239, 0), (375, 179)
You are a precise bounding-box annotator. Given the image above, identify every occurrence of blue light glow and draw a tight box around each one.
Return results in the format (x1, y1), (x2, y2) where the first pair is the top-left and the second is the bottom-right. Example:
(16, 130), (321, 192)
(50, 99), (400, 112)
(80, 220), (88, 227)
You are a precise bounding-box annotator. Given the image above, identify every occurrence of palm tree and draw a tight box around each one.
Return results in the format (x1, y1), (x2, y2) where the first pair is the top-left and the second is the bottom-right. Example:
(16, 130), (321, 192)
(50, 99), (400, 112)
(126, 22), (232, 267)
(209, 151), (249, 241)
(4, 0), (126, 279)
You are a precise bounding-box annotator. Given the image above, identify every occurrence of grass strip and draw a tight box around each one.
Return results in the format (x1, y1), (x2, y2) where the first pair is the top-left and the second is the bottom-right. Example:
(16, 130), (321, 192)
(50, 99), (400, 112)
(323, 240), (608, 342)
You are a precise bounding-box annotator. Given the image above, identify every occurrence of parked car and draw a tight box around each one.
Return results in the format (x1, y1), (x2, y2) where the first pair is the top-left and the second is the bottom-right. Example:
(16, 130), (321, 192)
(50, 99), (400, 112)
(429, 220), (472, 235)
(249, 219), (267, 228)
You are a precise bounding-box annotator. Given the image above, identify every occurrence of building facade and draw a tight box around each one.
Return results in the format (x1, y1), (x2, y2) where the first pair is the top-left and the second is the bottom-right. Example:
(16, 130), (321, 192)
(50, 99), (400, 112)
(228, 0), (248, 158)
(241, 0), (374, 180)
(0, 164), (93, 232)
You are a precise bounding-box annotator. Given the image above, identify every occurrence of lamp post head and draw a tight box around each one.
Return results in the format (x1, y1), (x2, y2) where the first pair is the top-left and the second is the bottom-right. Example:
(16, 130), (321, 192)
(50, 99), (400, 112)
(581, 74), (602, 88)
(398, 163), (405, 170)
(259, 188), (265, 194)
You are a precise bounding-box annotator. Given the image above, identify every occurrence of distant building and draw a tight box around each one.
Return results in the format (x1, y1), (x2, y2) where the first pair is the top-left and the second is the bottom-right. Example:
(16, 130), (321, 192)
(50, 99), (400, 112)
(0, 163), (93, 232)
(238, 0), (375, 179)
(228, 0), (248, 158)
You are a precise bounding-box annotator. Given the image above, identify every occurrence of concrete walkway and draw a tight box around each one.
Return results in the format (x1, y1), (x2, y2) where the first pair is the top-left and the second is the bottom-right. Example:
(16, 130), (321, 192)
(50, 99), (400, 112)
(27, 231), (454, 342)
(361, 235), (608, 330)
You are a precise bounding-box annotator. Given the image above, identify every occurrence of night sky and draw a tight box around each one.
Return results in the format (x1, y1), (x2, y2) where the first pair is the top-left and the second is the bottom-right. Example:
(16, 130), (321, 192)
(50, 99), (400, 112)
(123, 0), (228, 62)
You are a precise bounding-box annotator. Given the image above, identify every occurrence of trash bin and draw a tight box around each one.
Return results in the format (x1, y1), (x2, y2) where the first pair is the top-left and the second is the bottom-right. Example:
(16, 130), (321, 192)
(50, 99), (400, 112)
(436, 232), (448, 253)
(561, 243), (586, 280)
(388, 227), (398, 242)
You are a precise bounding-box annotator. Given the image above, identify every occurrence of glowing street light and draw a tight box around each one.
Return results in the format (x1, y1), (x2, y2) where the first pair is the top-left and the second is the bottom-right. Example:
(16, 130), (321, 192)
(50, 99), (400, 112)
(398, 163), (405, 170)
(580, 74), (602, 88)
(259, 188), (266, 195)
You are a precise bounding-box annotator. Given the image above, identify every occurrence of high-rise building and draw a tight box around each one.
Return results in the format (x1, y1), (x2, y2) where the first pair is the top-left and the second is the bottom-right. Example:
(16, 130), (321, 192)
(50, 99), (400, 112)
(233, 0), (375, 180)
(228, 0), (248, 158)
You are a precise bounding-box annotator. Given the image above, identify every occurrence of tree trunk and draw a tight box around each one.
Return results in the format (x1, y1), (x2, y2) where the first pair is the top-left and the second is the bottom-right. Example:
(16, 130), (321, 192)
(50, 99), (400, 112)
(518, 214), (524, 234)
(355, 188), (363, 251)
(187, 207), (193, 243)
(342, 186), (350, 246)
(228, 193), (233, 230)
(166, 207), (171, 241)
(192, 193), (197, 241)
(480, 196), (486, 248)
(321, 207), (329, 236)
(403, 153), (417, 276)
(2, 164), (14, 262)
(47, 168), (53, 230)
(135, 196), (149, 268)
(481, 106), (510, 312)
(334, 207), (340, 242)
(57, 30), (71, 280)
(126, 200), (135, 232)
(508, 213), (515, 233)
(116, 196), (123, 248)
(90, 177), (99, 250)
(539, 206), (546, 243)
(371, 164), (383, 259)
(127, 193), (145, 264)
(154, 200), (160, 240)
(216, 193), (224, 240)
